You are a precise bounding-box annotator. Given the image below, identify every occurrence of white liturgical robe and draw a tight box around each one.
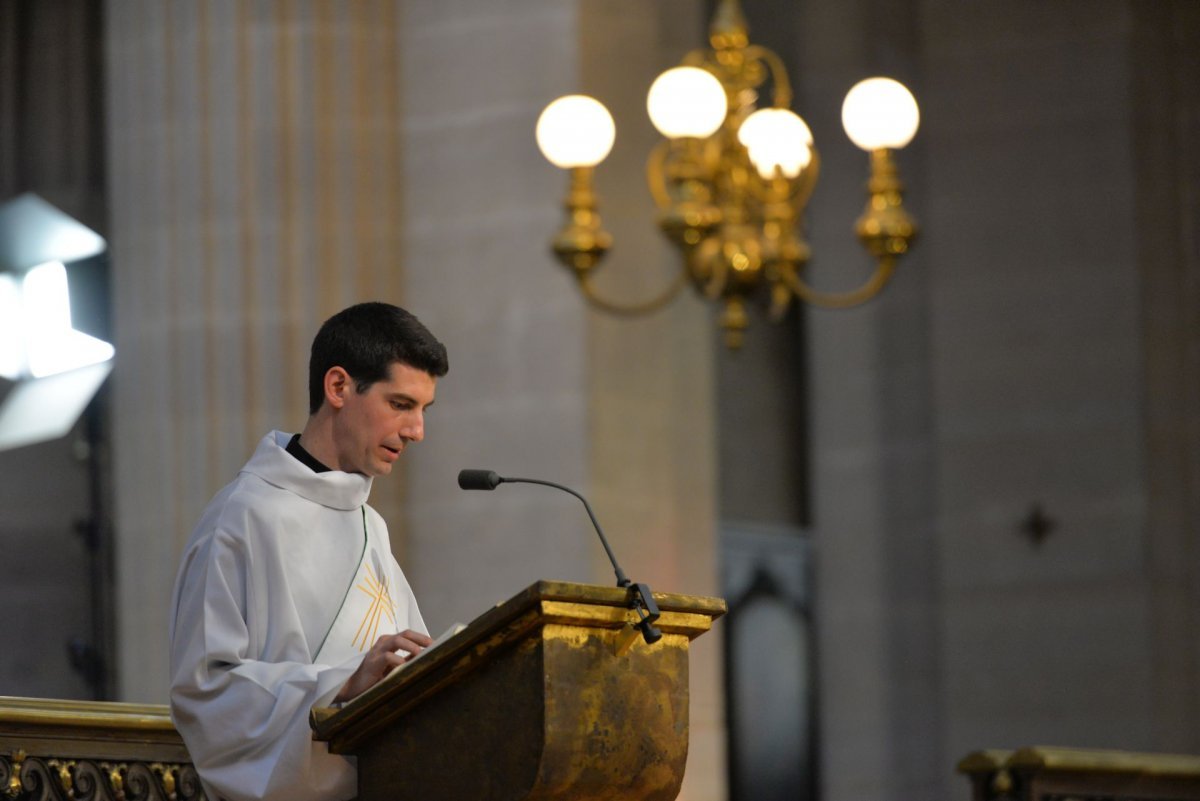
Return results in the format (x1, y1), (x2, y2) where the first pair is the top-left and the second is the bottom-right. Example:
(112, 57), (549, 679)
(169, 431), (426, 801)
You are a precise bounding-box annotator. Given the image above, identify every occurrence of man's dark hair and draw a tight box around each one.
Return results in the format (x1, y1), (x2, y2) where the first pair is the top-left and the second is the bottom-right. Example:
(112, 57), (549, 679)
(308, 302), (449, 414)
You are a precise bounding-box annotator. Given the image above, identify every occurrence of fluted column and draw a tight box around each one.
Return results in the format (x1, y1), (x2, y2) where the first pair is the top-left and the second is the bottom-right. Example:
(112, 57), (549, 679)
(106, 0), (410, 702)
(106, 5), (725, 796)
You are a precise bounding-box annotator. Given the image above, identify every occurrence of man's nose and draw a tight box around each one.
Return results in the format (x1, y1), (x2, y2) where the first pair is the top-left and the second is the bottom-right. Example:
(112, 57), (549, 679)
(401, 411), (424, 442)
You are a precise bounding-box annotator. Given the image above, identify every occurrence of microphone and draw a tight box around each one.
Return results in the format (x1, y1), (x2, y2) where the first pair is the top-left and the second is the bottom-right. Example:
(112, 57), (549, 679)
(457, 468), (662, 644)
(457, 469), (502, 490)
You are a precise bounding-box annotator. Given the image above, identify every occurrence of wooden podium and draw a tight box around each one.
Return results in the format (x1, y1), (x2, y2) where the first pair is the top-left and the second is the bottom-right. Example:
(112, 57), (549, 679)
(311, 580), (725, 801)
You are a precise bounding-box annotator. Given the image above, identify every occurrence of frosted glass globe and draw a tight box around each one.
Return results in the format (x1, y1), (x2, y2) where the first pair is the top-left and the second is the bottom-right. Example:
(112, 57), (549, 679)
(738, 108), (813, 179)
(536, 95), (616, 168)
(646, 67), (727, 139)
(841, 77), (920, 151)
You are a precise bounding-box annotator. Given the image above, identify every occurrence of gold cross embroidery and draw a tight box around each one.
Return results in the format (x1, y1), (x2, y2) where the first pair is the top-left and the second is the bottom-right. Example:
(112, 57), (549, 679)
(352, 563), (396, 651)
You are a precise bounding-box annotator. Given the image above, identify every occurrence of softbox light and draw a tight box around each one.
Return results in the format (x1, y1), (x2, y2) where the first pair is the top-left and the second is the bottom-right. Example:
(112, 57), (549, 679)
(0, 193), (112, 451)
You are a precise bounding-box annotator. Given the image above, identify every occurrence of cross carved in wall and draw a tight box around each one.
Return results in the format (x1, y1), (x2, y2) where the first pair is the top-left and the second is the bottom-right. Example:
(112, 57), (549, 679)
(1019, 502), (1057, 547)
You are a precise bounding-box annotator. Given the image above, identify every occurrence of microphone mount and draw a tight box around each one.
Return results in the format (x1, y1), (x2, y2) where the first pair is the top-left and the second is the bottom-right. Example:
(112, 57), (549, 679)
(457, 469), (662, 644)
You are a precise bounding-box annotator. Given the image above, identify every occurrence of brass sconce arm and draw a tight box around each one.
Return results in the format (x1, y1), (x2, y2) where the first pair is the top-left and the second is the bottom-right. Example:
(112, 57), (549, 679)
(647, 138), (723, 250)
(551, 165), (690, 316)
(741, 45), (793, 108)
(772, 147), (914, 310)
(550, 166), (613, 275)
(780, 257), (897, 309)
(856, 148), (918, 259)
(577, 270), (690, 316)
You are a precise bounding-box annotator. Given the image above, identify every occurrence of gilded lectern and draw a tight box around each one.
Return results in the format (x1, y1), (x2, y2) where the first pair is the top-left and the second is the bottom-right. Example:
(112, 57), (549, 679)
(311, 580), (725, 801)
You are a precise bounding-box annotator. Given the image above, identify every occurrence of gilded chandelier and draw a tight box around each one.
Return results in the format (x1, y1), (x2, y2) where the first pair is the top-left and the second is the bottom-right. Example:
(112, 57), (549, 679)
(536, 0), (920, 348)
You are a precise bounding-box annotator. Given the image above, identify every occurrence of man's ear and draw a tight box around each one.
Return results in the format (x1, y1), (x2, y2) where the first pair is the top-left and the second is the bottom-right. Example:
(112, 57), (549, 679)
(323, 367), (352, 410)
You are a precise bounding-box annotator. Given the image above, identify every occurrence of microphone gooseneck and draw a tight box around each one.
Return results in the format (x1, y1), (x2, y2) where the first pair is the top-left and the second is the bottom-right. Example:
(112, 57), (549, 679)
(456, 468), (662, 644)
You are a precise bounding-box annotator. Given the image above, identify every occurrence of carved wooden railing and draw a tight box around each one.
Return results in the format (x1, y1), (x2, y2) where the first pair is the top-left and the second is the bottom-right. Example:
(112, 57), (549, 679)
(960, 747), (1200, 801)
(0, 697), (205, 801)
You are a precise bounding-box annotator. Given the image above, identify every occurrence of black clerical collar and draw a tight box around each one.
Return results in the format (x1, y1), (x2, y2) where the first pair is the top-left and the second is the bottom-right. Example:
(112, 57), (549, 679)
(286, 433), (332, 473)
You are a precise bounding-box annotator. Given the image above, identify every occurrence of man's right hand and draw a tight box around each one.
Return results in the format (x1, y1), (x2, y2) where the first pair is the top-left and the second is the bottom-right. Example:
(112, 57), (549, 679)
(333, 629), (433, 703)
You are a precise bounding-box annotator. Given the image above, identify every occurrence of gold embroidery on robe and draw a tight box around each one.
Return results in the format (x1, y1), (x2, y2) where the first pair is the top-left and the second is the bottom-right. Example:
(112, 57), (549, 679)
(352, 563), (396, 651)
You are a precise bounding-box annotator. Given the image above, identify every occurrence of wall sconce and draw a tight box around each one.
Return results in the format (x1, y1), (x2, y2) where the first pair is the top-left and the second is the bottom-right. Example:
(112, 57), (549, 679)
(536, 0), (920, 348)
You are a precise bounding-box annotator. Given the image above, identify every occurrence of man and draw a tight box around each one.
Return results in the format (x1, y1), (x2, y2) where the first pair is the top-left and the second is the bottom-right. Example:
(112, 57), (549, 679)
(169, 302), (448, 801)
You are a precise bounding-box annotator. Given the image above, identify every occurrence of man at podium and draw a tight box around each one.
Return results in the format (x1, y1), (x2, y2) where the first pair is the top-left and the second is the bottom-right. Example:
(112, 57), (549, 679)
(168, 303), (448, 801)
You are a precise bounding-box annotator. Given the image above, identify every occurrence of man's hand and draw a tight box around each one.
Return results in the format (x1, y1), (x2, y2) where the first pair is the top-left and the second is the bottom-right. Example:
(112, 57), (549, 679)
(333, 629), (433, 703)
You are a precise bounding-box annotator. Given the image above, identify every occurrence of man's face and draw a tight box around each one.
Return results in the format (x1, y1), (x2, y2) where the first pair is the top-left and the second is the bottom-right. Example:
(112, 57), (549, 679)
(331, 362), (437, 477)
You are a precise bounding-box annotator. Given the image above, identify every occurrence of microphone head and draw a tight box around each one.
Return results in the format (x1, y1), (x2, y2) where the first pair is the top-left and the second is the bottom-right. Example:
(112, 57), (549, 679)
(458, 469), (502, 490)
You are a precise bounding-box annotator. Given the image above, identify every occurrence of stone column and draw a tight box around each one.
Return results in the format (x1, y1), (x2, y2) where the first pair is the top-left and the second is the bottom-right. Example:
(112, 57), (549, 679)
(787, 2), (943, 801)
(922, 1), (1157, 783)
(106, 1), (725, 794)
(1133, 0), (1200, 753)
(106, 0), (411, 702)
(396, 1), (725, 798)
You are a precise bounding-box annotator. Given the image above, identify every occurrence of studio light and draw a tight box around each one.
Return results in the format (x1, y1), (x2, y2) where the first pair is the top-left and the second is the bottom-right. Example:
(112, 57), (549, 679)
(0, 194), (112, 451)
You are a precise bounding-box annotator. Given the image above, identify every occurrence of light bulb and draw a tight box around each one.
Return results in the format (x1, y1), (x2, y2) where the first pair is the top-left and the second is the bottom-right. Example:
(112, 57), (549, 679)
(536, 95), (616, 169)
(21, 261), (114, 379)
(841, 77), (920, 151)
(0, 275), (22, 379)
(738, 108), (814, 179)
(23, 261), (72, 332)
(646, 66), (727, 139)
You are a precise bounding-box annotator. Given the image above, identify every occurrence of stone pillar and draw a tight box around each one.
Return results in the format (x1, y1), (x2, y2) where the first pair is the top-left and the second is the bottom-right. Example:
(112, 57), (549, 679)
(1133, 0), (1200, 753)
(582, 5), (724, 798)
(105, 0), (411, 702)
(921, 2), (1157, 784)
(396, 1), (725, 798)
(786, 2), (943, 801)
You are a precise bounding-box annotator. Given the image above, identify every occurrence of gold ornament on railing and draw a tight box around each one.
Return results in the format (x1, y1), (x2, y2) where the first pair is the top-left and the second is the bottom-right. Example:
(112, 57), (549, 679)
(536, 0), (920, 347)
(106, 763), (126, 801)
(0, 752), (203, 801)
(4, 750), (24, 799)
(46, 759), (74, 797)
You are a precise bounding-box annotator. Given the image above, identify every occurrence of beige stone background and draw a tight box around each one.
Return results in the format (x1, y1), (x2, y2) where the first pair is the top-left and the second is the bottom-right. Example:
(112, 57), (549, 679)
(1, 2), (1197, 801)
